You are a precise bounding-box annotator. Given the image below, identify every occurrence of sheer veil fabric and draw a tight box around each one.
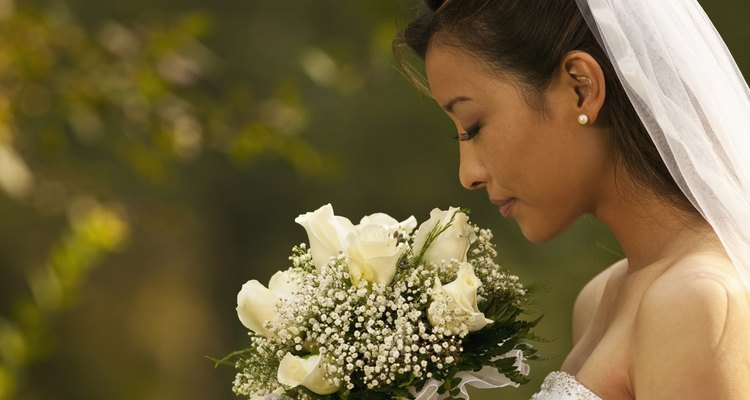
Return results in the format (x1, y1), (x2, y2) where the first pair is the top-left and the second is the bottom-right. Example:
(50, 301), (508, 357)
(574, 0), (750, 290)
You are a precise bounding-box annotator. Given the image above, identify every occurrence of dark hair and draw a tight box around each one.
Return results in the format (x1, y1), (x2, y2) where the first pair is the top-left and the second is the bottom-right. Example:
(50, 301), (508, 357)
(394, 0), (698, 215)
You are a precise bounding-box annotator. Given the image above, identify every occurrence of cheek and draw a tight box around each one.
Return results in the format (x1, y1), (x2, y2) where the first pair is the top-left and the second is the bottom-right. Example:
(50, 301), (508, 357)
(495, 125), (561, 187)
(477, 125), (540, 182)
(516, 133), (608, 237)
(523, 138), (612, 236)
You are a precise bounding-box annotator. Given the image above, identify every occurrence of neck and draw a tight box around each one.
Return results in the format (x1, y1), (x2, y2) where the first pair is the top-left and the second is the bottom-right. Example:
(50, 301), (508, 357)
(593, 180), (715, 271)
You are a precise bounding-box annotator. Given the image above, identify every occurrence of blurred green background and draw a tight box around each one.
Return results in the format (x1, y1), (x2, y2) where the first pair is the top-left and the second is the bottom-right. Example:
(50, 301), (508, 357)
(0, 0), (746, 399)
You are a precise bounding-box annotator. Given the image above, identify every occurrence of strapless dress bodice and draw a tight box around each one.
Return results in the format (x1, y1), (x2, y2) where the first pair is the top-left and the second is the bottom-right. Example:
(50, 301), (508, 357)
(530, 371), (602, 400)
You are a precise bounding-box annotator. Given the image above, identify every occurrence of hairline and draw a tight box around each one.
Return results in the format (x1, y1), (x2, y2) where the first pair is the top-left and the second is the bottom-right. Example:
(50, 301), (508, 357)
(427, 34), (552, 118)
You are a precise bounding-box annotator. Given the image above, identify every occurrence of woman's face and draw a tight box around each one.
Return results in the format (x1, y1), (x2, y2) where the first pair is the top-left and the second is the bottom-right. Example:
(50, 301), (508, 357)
(425, 45), (613, 243)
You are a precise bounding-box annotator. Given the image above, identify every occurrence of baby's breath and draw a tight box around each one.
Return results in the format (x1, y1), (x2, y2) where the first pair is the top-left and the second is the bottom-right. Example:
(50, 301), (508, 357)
(231, 336), (284, 397)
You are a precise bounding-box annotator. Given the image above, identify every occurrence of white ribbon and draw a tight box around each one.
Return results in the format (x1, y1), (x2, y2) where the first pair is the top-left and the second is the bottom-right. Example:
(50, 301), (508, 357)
(409, 349), (529, 400)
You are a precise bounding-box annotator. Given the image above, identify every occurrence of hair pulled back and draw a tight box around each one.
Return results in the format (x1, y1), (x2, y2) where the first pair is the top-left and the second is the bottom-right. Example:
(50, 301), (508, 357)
(394, 0), (698, 215)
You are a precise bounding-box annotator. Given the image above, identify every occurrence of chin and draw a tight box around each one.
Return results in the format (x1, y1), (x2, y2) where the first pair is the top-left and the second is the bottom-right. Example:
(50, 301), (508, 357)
(517, 219), (569, 244)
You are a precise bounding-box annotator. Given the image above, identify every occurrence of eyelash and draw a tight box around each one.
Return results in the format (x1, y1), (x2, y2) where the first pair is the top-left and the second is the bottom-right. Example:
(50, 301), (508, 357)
(454, 124), (481, 141)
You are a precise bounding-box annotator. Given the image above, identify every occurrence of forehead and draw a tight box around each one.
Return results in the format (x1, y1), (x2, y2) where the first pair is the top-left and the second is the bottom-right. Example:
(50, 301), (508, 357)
(424, 44), (515, 107)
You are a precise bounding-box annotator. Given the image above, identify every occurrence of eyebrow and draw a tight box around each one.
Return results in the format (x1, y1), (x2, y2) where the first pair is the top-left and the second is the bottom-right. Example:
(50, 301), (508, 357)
(441, 96), (473, 113)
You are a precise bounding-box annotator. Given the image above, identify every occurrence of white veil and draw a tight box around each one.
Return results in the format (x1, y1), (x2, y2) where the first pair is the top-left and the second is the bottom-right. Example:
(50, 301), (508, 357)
(574, 0), (750, 290)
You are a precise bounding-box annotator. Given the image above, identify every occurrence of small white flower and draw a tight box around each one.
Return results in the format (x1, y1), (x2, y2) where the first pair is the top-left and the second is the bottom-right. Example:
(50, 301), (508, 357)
(412, 207), (471, 265)
(250, 388), (289, 400)
(428, 262), (493, 333)
(295, 204), (356, 271)
(277, 353), (341, 395)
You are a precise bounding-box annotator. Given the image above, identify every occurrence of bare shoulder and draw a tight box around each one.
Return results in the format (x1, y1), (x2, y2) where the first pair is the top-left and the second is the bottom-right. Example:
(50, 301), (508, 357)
(636, 253), (750, 334)
(571, 258), (627, 344)
(633, 254), (750, 399)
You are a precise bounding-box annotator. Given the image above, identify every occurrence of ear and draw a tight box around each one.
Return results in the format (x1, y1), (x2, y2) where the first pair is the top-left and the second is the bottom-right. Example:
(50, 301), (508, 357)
(558, 51), (606, 124)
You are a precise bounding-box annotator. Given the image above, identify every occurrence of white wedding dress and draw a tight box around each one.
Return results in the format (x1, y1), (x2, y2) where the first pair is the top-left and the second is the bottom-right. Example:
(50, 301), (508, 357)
(530, 371), (602, 400)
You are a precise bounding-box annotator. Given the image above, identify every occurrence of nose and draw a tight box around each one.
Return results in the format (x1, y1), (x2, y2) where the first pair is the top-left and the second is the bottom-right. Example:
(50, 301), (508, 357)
(458, 142), (488, 190)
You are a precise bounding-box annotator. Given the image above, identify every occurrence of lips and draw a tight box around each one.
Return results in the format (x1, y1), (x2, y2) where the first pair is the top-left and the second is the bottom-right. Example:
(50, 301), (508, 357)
(491, 198), (517, 218)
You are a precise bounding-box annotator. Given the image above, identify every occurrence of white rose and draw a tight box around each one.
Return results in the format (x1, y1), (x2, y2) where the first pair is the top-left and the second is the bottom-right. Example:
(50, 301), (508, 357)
(412, 207), (471, 265)
(236, 280), (278, 337)
(347, 224), (408, 285)
(277, 353), (341, 395)
(428, 262), (493, 333)
(236, 271), (299, 337)
(295, 204), (356, 271)
(356, 212), (417, 235)
(268, 270), (301, 299)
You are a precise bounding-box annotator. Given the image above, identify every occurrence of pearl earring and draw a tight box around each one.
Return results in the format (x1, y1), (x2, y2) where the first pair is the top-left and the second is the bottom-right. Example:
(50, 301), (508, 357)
(577, 114), (590, 125)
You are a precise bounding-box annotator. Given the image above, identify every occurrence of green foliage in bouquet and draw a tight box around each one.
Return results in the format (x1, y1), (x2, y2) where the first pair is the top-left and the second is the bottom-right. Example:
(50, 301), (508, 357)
(219, 205), (540, 400)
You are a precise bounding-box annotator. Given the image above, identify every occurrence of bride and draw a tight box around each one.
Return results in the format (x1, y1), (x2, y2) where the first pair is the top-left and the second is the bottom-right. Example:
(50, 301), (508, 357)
(395, 0), (750, 399)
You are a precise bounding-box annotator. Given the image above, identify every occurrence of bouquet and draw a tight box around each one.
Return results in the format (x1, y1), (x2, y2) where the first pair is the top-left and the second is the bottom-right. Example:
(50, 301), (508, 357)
(222, 204), (538, 399)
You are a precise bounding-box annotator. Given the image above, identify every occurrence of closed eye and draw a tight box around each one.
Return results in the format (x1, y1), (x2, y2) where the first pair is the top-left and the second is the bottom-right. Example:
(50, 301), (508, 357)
(453, 124), (481, 141)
